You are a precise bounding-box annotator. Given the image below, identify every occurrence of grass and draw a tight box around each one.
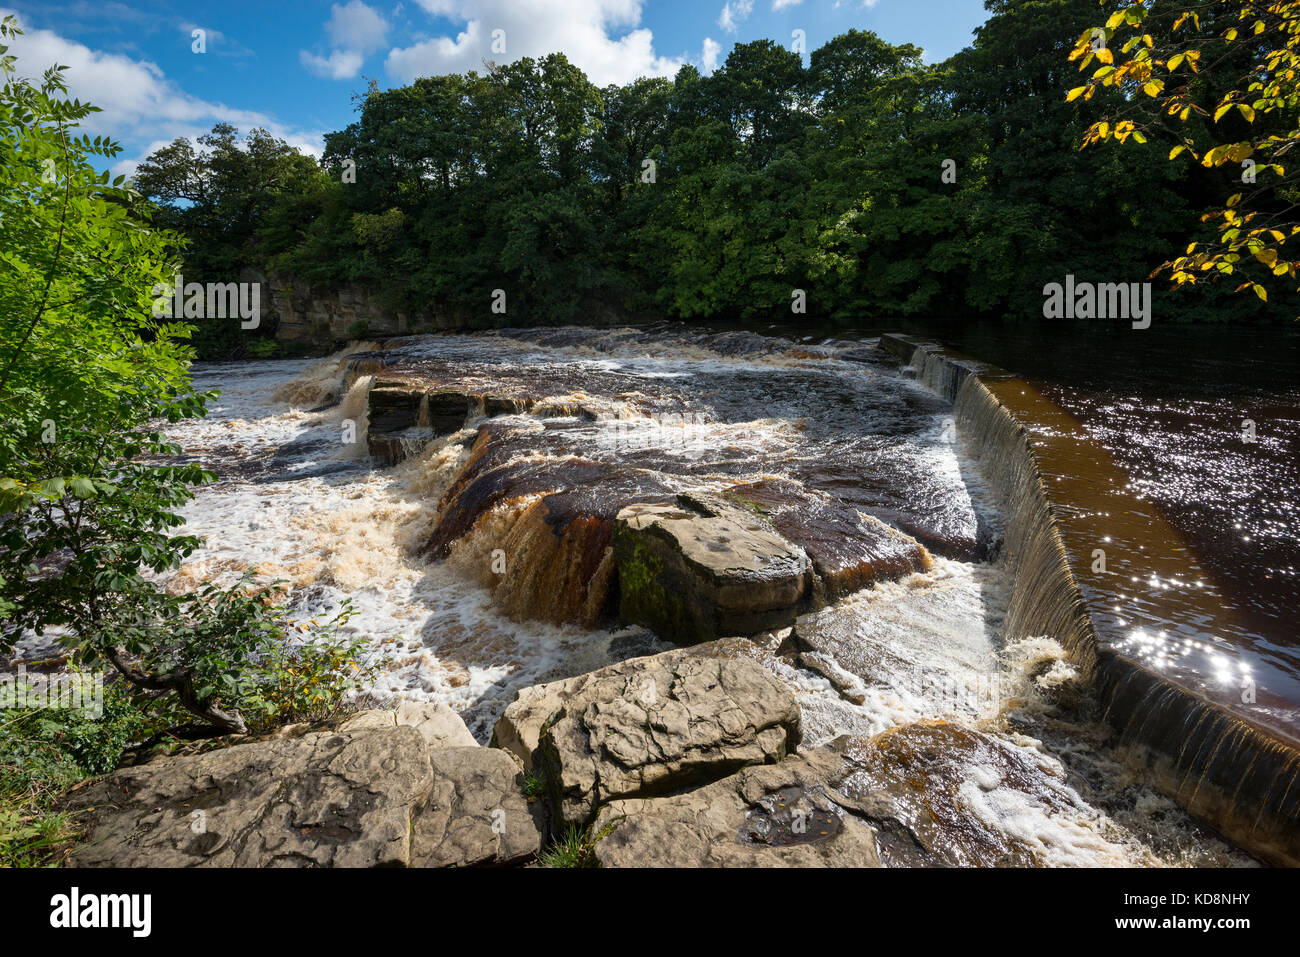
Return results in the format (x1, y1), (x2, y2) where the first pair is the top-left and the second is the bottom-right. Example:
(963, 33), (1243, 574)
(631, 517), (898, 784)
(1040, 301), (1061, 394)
(521, 771), (546, 801)
(537, 818), (621, 868)
(0, 709), (94, 867)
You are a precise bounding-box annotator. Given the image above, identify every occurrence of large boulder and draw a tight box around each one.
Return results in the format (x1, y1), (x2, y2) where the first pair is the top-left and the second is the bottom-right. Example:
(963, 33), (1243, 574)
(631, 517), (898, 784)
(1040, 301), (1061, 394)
(490, 639), (789, 773)
(612, 496), (814, 643)
(64, 710), (546, 868)
(65, 727), (435, 868)
(531, 651), (802, 829)
(591, 740), (880, 867)
(411, 747), (544, 867)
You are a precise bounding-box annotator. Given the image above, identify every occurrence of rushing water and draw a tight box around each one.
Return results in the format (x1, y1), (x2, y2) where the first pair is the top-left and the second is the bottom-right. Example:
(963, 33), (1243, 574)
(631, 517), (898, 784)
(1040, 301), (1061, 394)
(130, 324), (1260, 866)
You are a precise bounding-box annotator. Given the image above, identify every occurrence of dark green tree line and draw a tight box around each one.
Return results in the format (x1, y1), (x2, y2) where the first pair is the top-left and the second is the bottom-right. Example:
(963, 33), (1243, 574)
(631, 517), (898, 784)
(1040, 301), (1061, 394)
(136, 0), (1287, 355)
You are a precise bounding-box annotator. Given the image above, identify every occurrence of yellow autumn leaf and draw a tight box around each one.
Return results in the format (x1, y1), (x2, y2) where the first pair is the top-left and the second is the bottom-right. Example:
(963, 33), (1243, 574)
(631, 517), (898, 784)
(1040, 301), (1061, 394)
(1066, 86), (1087, 102)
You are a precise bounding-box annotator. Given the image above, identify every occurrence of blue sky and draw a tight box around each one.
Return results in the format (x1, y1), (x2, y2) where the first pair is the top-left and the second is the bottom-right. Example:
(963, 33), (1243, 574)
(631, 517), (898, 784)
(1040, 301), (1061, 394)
(2, 0), (991, 175)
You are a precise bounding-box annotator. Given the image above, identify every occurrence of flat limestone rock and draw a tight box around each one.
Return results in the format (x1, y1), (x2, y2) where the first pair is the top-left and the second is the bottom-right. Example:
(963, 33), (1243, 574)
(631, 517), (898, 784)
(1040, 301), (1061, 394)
(613, 498), (813, 643)
(411, 747), (544, 867)
(591, 742), (880, 867)
(65, 727), (435, 868)
(593, 724), (1119, 868)
(536, 652), (801, 828)
(340, 700), (479, 749)
(490, 639), (783, 772)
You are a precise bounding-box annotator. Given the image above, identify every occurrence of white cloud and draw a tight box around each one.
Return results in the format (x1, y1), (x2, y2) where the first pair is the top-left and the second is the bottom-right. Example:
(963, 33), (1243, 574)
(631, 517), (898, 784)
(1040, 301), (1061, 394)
(300, 1), (388, 79)
(0, 13), (323, 176)
(325, 1), (389, 54)
(717, 0), (753, 33)
(700, 37), (721, 73)
(772, 0), (802, 9)
(386, 0), (685, 87)
(300, 48), (365, 79)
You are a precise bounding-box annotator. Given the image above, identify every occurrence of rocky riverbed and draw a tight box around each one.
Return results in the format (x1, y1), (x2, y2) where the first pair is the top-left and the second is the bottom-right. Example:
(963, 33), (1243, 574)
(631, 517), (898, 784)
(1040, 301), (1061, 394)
(62, 326), (1254, 866)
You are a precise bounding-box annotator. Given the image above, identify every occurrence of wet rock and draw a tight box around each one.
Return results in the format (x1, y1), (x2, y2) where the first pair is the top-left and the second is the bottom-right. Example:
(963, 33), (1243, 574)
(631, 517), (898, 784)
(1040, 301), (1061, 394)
(594, 723), (1108, 867)
(591, 742), (880, 867)
(366, 380), (537, 466)
(65, 727), (435, 867)
(791, 571), (1003, 723)
(536, 653), (800, 829)
(367, 381), (426, 434)
(339, 700), (478, 749)
(410, 747), (544, 867)
(612, 496), (813, 643)
(723, 479), (931, 601)
(828, 722), (1113, 867)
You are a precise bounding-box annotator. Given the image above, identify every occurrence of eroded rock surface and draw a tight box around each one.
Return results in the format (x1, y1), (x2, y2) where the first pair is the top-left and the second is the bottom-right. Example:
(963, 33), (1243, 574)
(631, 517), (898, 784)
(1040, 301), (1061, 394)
(491, 647), (800, 829)
(829, 722), (1117, 867)
(411, 747), (544, 867)
(591, 741), (880, 867)
(339, 700), (479, 750)
(490, 640), (788, 772)
(65, 707), (545, 868)
(592, 723), (1121, 868)
(66, 727), (434, 868)
(613, 496), (814, 643)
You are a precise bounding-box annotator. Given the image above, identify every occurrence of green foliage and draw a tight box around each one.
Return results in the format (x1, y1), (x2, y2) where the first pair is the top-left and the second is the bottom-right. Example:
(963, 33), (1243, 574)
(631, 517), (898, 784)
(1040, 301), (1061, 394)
(132, 121), (326, 357)
(521, 771), (546, 801)
(0, 684), (164, 866)
(0, 17), (374, 740)
(241, 612), (379, 733)
(136, 4), (1272, 328)
(537, 819), (620, 868)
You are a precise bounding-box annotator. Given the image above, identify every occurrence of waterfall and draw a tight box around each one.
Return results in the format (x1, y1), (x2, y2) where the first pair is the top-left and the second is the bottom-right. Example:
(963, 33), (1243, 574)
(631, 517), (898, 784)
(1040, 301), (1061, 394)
(883, 333), (1300, 866)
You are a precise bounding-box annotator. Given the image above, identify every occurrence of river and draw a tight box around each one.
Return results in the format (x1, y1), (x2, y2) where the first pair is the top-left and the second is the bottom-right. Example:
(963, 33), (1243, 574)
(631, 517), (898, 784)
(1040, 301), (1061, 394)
(162, 323), (1258, 867)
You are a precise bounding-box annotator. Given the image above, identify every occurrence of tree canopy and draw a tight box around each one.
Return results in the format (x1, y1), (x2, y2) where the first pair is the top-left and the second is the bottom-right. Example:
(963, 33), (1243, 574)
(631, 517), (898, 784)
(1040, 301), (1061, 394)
(135, 0), (1291, 353)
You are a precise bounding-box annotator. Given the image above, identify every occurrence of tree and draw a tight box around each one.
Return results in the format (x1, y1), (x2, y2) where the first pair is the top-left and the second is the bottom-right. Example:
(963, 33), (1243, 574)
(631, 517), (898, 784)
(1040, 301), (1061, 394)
(0, 17), (356, 734)
(1068, 0), (1300, 309)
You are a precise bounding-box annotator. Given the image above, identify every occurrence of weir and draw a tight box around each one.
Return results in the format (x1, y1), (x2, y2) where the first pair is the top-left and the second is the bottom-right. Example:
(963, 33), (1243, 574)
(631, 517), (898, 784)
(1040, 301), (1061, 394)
(881, 333), (1300, 865)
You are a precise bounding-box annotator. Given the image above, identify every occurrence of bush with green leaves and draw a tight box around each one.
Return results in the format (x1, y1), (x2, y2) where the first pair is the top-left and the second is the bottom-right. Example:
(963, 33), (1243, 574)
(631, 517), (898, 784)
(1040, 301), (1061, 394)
(0, 16), (373, 738)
